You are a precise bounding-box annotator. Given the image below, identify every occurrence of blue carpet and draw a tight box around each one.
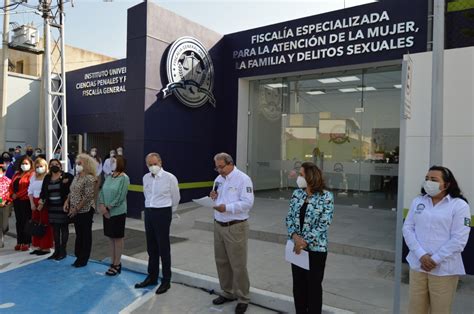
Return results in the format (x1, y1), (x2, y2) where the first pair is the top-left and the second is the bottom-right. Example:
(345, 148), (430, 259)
(0, 256), (157, 313)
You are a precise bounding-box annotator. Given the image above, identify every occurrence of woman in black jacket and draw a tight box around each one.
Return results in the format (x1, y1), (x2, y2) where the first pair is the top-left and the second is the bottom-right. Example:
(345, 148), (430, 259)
(38, 159), (74, 260)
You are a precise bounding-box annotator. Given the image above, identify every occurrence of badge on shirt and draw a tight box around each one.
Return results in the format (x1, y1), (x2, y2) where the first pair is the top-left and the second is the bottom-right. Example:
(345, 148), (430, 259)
(465, 217), (471, 227)
(415, 203), (425, 214)
(246, 187), (252, 193)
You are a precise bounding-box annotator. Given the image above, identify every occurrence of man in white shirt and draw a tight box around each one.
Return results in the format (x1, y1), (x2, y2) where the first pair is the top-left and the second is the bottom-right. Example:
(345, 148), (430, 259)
(210, 152), (254, 314)
(102, 150), (116, 177)
(135, 152), (180, 295)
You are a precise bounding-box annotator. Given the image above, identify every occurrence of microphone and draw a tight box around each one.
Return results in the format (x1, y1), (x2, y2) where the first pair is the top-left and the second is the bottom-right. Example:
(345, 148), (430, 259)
(213, 182), (219, 192)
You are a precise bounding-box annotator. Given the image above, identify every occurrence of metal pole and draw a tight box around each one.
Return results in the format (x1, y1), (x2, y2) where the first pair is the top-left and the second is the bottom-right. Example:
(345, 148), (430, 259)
(0, 0), (10, 151)
(43, 3), (53, 161)
(393, 59), (409, 314)
(59, 0), (68, 172)
(430, 0), (445, 166)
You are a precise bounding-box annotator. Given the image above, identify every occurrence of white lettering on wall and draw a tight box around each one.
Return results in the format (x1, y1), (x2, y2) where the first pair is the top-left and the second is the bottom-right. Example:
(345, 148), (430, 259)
(233, 10), (421, 70)
(75, 66), (127, 97)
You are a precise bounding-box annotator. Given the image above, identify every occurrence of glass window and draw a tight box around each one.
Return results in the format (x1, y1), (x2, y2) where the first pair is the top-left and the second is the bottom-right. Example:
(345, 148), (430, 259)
(248, 65), (402, 210)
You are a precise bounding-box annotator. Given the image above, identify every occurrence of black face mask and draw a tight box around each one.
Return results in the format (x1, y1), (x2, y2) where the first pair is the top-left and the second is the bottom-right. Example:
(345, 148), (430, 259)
(2, 156), (10, 162)
(26, 150), (33, 157)
(50, 166), (60, 173)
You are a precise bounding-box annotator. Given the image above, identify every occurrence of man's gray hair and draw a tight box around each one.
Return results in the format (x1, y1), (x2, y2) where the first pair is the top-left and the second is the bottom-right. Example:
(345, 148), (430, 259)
(214, 152), (234, 165)
(146, 152), (161, 161)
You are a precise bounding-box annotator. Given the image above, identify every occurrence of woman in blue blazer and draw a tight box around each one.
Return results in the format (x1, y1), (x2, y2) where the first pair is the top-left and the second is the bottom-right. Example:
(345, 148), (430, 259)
(286, 162), (334, 314)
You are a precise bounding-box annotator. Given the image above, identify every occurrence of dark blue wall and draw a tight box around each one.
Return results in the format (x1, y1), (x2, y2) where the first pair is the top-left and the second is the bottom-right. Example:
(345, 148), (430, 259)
(66, 59), (127, 134)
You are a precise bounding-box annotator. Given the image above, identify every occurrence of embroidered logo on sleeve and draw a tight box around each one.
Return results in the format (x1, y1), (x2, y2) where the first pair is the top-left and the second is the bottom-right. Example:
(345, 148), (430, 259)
(246, 187), (253, 193)
(415, 203), (425, 214)
(465, 217), (471, 227)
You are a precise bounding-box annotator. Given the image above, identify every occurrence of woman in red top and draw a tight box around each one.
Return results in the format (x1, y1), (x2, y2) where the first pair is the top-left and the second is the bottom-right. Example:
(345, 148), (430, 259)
(0, 164), (12, 248)
(9, 156), (34, 251)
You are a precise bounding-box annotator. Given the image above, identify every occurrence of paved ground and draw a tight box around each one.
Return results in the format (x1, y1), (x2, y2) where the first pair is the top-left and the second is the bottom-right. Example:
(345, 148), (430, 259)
(3, 198), (474, 313)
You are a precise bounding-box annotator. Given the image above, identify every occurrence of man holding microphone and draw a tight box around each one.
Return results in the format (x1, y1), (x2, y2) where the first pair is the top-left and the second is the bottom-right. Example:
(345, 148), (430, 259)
(210, 152), (254, 314)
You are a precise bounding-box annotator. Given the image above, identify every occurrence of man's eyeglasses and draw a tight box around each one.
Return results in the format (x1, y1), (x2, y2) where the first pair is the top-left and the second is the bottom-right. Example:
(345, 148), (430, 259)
(214, 164), (229, 172)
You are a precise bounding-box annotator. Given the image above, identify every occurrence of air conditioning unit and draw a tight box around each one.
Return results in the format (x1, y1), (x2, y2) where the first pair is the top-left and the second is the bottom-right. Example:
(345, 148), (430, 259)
(8, 24), (43, 54)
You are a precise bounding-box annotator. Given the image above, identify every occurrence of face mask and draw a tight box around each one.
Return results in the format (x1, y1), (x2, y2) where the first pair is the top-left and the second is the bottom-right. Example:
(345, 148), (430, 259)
(2, 156), (10, 162)
(54, 154), (61, 159)
(0, 173), (3, 178)
(90, 151), (97, 157)
(76, 165), (84, 173)
(149, 165), (161, 175)
(50, 165), (60, 173)
(423, 180), (443, 197)
(117, 150), (123, 156)
(26, 150), (33, 157)
(14, 152), (21, 157)
(296, 176), (307, 188)
(111, 163), (117, 171)
(35, 151), (41, 156)
(21, 164), (31, 172)
(36, 166), (46, 174)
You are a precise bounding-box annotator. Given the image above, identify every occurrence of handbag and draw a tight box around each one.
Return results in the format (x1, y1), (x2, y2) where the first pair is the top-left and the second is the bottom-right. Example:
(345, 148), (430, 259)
(25, 220), (47, 237)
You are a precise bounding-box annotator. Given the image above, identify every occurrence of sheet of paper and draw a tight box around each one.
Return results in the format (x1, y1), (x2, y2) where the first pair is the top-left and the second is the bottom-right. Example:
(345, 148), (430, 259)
(285, 240), (309, 270)
(192, 196), (216, 208)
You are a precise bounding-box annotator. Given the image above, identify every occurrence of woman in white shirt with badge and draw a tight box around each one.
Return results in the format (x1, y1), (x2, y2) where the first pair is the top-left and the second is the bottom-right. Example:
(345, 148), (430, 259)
(403, 165), (471, 314)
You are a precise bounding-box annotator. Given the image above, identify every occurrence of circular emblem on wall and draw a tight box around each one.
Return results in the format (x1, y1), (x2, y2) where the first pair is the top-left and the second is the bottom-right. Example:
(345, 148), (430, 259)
(328, 124), (350, 144)
(162, 36), (215, 108)
(259, 87), (282, 121)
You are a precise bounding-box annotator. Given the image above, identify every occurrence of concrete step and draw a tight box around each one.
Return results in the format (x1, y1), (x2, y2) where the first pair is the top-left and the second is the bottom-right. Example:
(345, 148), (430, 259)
(194, 219), (395, 262)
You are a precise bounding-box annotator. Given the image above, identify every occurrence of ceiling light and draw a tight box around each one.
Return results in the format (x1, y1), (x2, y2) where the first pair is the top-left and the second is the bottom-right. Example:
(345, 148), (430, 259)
(318, 78), (339, 84)
(265, 83), (287, 88)
(338, 76), (360, 82)
(339, 88), (358, 93)
(306, 91), (326, 95)
(394, 84), (402, 89)
(357, 86), (376, 91)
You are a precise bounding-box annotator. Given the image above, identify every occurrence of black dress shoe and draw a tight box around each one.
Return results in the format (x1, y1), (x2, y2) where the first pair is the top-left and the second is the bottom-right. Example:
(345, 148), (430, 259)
(135, 276), (158, 289)
(47, 252), (59, 260)
(55, 253), (67, 261)
(74, 262), (87, 268)
(212, 295), (235, 305)
(30, 250), (41, 255)
(155, 282), (170, 294)
(235, 303), (248, 314)
(36, 250), (50, 256)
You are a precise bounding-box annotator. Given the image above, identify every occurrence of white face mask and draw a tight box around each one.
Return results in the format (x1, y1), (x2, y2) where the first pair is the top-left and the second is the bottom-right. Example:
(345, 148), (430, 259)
(423, 180), (443, 197)
(76, 165), (84, 173)
(36, 166), (46, 174)
(21, 164), (31, 172)
(0, 173), (3, 178)
(111, 163), (117, 171)
(297, 176), (307, 189)
(149, 165), (161, 175)
(117, 150), (123, 156)
(90, 151), (97, 157)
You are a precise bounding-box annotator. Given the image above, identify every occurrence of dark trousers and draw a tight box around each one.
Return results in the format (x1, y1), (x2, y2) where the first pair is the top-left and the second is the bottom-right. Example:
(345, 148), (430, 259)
(13, 199), (31, 245)
(292, 251), (328, 314)
(73, 208), (94, 264)
(52, 223), (69, 254)
(144, 207), (172, 282)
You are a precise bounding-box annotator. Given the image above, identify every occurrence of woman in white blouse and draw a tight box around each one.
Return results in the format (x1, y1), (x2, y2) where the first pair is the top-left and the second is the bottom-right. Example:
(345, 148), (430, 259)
(28, 158), (53, 255)
(403, 165), (471, 314)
